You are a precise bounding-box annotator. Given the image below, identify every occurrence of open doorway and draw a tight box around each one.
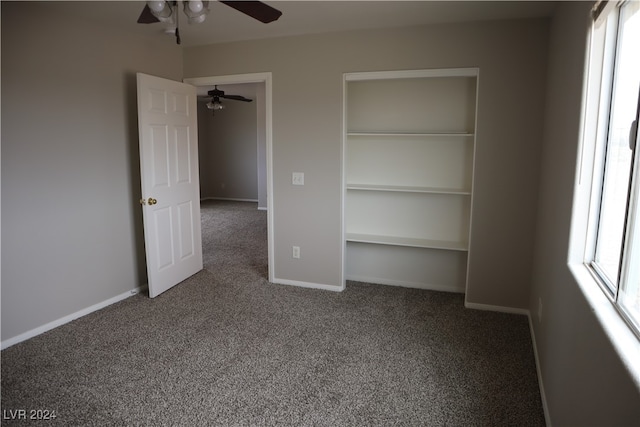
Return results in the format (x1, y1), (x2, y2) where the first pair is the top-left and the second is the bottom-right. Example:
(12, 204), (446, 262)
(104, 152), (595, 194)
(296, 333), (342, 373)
(184, 73), (274, 283)
(197, 83), (266, 209)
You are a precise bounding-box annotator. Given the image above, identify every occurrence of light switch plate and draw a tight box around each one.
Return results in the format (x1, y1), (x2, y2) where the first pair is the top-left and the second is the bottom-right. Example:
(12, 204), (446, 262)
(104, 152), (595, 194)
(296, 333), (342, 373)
(292, 172), (304, 186)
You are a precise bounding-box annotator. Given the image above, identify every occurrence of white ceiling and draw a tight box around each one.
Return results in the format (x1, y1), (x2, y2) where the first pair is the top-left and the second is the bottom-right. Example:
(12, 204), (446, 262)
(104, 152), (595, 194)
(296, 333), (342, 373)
(52, 1), (557, 47)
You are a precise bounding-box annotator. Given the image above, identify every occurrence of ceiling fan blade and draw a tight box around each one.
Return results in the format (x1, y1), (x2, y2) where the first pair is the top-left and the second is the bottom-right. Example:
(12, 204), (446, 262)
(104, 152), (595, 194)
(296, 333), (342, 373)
(137, 4), (161, 23)
(219, 1), (282, 24)
(222, 94), (253, 102)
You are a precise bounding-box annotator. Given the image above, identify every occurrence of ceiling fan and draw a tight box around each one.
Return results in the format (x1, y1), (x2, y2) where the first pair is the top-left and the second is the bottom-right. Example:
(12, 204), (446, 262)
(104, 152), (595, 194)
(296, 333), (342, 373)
(137, 1), (282, 44)
(200, 85), (253, 113)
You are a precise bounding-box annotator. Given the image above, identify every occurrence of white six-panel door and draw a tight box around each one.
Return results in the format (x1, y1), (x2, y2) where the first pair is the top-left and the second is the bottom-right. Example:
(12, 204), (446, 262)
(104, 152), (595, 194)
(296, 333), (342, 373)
(137, 73), (203, 298)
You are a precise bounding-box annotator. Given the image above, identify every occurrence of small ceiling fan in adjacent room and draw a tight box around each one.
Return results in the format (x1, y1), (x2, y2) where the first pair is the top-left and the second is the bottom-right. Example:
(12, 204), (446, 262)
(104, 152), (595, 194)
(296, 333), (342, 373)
(199, 86), (253, 114)
(137, 1), (282, 44)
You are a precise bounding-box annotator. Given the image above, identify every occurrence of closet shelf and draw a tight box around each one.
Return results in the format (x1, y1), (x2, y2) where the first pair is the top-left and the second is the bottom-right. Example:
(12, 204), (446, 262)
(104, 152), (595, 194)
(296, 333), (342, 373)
(346, 233), (469, 251)
(344, 69), (478, 291)
(346, 184), (471, 195)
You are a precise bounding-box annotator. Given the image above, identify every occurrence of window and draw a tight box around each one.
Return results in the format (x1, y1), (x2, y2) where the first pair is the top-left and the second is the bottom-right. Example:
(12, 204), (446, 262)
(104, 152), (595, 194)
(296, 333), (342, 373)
(585, 0), (640, 337)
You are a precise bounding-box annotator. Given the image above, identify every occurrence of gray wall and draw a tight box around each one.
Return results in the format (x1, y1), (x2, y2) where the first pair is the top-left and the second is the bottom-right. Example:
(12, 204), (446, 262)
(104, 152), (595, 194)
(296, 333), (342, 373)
(2, 3), (639, 423)
(184, 19), (549, 305)
(530, 2), (640, 424)
(197, 86), (259, 201)
(1, 2), (182, 341)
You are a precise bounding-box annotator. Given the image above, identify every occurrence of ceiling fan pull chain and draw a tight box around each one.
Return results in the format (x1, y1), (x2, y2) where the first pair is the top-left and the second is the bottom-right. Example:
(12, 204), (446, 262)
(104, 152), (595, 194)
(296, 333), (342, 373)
(175, 1), (181, 44)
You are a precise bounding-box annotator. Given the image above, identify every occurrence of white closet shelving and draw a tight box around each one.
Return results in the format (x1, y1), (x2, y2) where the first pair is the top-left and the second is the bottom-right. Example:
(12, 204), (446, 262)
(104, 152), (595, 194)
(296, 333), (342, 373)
(343, 68), (478, 292)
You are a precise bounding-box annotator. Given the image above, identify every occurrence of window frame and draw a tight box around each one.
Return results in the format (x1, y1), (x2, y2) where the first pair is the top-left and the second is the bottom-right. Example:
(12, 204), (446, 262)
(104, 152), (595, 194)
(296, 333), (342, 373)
(583, 0), (640, 340)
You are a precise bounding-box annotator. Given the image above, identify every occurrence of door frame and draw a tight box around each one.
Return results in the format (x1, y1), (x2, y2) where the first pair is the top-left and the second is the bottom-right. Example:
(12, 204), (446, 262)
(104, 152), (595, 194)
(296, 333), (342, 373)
(184, 72), (274, 282)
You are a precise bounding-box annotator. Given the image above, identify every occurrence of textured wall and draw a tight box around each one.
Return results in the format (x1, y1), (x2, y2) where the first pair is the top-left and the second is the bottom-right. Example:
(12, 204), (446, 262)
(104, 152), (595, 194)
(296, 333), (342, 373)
(184, 18), (550, 306)
(1, 2), (182, 341)
(529, 2), (640, 424)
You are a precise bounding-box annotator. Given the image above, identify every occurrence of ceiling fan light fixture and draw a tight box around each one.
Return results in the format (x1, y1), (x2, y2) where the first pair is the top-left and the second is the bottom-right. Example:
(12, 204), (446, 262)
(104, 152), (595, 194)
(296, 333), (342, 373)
(187, 0), (204, 13)
(206, 97), (225, 111)
(183, 0), (209, 24)
(187, 14), (206, 25)
(147, 1), (173, 21)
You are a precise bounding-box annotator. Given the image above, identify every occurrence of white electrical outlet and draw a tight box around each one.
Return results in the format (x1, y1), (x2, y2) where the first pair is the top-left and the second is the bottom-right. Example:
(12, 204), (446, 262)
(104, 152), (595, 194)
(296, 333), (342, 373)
(292, 172), (304, 186)
(292, 246), (301, 259)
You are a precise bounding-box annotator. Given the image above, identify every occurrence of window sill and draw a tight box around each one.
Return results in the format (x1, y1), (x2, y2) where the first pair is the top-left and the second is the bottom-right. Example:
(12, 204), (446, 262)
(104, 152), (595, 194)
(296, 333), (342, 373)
(568, 262), (640, 391)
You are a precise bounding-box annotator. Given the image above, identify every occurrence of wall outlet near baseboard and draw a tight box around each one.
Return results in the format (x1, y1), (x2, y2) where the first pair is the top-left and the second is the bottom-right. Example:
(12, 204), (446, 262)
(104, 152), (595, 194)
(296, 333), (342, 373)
(292, 246), (301, 259)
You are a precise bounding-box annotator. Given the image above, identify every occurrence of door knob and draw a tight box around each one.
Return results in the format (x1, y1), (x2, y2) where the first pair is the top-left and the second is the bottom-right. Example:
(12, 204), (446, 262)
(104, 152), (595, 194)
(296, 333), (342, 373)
(140, 197), (157, 205)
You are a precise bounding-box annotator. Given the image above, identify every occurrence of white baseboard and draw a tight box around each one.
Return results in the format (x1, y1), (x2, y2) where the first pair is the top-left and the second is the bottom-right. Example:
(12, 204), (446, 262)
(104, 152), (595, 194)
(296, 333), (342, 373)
(201, 197), (258, 203)
(272, 278), (344, 292)
(346, 275), (465, 293)
(1, 286), (146, 350)
(257, 206), (267, 211)
(464, 301), (530, 315)
(527, 313), (552, 427)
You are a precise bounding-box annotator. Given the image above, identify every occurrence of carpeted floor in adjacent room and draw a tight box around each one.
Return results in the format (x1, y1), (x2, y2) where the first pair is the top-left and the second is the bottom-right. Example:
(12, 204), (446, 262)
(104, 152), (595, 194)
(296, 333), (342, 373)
(1, 200), (545, 426)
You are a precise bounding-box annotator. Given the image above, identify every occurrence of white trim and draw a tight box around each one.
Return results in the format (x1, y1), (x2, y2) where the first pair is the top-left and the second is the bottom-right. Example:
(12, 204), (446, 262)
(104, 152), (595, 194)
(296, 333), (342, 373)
(346, 275), (464, 293)
(340, 75), (347, 289)
(345, 67), (479, 81)
(465, 69), (480, 298)
(464, 301), (529, 316)
(1, 286), (146, 350)
(527, 312), (553, 427)
(273, 278), (345, 292)
(184, 72), (275, 283)
(185, 73), (269, 86)
(342, 67), (480, 295)
(201, 197), (258, 203)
